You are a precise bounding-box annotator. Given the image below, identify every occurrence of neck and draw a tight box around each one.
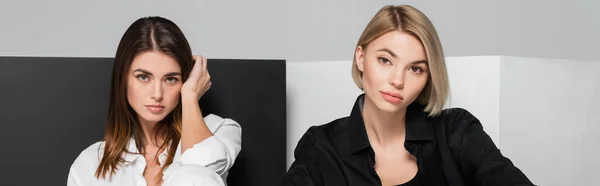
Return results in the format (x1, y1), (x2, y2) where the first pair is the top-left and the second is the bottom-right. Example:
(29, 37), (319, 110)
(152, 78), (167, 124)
(362, 96), (407, 148)
(138, 118), (162, 147)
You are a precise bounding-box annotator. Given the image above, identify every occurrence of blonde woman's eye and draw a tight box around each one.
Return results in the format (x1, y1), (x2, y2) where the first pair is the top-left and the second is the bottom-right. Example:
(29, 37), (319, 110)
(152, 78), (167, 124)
(409, 66), (423, 73)
(378, 57), (391, 64)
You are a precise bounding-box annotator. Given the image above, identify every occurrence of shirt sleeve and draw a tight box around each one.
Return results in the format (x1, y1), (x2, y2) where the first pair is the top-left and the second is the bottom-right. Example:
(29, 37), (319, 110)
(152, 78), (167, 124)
(454, 109), (535, 185)
(178, 115), (242, 175)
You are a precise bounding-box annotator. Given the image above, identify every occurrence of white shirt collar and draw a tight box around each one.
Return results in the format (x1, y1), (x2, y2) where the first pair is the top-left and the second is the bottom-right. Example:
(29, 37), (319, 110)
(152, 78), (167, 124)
(122, 138), (171, 166)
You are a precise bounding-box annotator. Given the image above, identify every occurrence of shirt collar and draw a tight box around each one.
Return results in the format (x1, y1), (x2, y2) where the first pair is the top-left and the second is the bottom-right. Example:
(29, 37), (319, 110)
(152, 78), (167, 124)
(122, 138), (170, 166)
(344, 94), (434, 154)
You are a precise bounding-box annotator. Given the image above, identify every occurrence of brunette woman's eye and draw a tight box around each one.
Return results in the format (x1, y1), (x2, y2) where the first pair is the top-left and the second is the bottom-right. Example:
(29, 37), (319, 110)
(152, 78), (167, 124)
(136, 74), (150, 81)
(165, 77), (179, 83)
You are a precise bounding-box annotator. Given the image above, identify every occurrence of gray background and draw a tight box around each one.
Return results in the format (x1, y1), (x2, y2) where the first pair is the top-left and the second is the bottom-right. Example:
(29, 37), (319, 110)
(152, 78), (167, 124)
(1, 0), (599, 185)
(0, 0), (598, 62)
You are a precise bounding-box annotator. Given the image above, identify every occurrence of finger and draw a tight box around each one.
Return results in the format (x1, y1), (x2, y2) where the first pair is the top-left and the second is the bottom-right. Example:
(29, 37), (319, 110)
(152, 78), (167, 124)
(188, 56), (203, 82)
(197, 58), (209, 87)
(201, 56), (208, 77)
(197, 71), (210, 90)
(193, 55), (202, 67)
(194, 56), (204, 71)
(187, 65), (200, 83)
(202, 56), (208, 71)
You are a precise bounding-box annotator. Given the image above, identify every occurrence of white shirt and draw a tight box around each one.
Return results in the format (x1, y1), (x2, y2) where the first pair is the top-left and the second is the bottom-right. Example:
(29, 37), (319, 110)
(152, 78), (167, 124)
(67, 114), (242, 186)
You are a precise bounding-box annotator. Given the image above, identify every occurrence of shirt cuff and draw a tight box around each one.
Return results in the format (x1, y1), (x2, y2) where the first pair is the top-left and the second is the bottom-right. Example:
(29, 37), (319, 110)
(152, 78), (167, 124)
(178, 136), (228, 174)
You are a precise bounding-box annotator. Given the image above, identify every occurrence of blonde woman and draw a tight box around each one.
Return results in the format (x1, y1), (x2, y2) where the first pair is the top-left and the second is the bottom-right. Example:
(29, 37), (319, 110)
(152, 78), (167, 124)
(284, 5), (533, 186)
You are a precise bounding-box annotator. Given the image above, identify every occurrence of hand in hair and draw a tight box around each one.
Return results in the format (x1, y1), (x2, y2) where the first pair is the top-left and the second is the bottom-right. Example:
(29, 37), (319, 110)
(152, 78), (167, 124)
(180, 55), (215, 154)
(182, 55), (211, 100)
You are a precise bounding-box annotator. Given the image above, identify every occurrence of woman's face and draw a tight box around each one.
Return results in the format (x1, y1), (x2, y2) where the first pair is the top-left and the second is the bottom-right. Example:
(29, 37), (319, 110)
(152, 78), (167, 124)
(355, 30), (429, 113)
(127, 51), (183, 124)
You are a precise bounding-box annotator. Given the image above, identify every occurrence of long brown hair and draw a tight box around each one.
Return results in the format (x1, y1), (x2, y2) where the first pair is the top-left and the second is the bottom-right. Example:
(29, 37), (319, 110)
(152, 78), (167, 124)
(95, 16), (194, 179)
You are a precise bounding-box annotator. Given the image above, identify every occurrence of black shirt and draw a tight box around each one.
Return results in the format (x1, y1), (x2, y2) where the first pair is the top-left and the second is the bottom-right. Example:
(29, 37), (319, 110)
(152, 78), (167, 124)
(283, 94), (534, 186)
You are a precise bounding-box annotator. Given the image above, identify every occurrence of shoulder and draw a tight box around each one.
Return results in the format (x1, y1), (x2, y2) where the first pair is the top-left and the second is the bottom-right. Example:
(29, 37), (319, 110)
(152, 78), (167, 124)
(433, 108), (493, 159)
(286, 119), (352, 185)
(438, 107), (478, 123)
(435, 107), (482, 135)
(69, 142), (104, 175)
(74, 142), (104, 163)
(302, 117), (350, 143)
(294, 117), (350, 155)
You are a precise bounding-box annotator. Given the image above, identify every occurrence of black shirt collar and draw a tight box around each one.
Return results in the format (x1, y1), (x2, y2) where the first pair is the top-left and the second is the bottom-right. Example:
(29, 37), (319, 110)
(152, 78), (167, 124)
(345, 94), (434, 154)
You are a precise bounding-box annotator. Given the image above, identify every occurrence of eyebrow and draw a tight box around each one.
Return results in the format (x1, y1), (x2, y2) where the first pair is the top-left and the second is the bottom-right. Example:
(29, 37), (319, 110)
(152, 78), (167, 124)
(376, 48), (428, 65)
(411, 60), (428, 65)
(133, 69), (182, 77)
(164, 72), (182, 77)
(376, 48), (397, 58)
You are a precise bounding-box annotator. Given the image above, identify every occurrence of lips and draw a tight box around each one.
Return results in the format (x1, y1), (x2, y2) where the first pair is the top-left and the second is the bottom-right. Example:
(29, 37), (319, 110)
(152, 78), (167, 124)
(380, 91), (404, 104)
(145, 105), (165, 114)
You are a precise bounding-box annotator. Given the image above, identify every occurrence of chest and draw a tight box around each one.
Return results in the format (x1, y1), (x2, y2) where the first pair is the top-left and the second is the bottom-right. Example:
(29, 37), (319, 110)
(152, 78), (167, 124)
(92, 155), (174, 186)
(90, 165), (147, 186)
(334, 143), (450, 186)
(372, 146), (418, 185)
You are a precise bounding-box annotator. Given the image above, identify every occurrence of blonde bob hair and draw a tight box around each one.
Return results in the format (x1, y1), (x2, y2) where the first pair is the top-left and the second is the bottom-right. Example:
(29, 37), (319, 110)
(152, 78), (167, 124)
(352, 5), (449, 116)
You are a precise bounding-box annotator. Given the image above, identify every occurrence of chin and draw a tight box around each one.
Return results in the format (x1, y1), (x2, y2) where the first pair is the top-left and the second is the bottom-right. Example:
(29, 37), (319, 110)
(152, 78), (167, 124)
(374, 101), (404, 113)
(139, 113), (168, 123)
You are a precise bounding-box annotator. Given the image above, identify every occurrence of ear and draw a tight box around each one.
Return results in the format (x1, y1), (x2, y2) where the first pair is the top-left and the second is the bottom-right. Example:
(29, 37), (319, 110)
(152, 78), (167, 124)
(355, 46), (365, 72)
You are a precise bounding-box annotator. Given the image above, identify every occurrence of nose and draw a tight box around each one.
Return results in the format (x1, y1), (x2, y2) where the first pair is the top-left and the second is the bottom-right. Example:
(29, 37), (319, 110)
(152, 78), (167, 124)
(389, 68), (405, 89)
(151, 81), (163, 101)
